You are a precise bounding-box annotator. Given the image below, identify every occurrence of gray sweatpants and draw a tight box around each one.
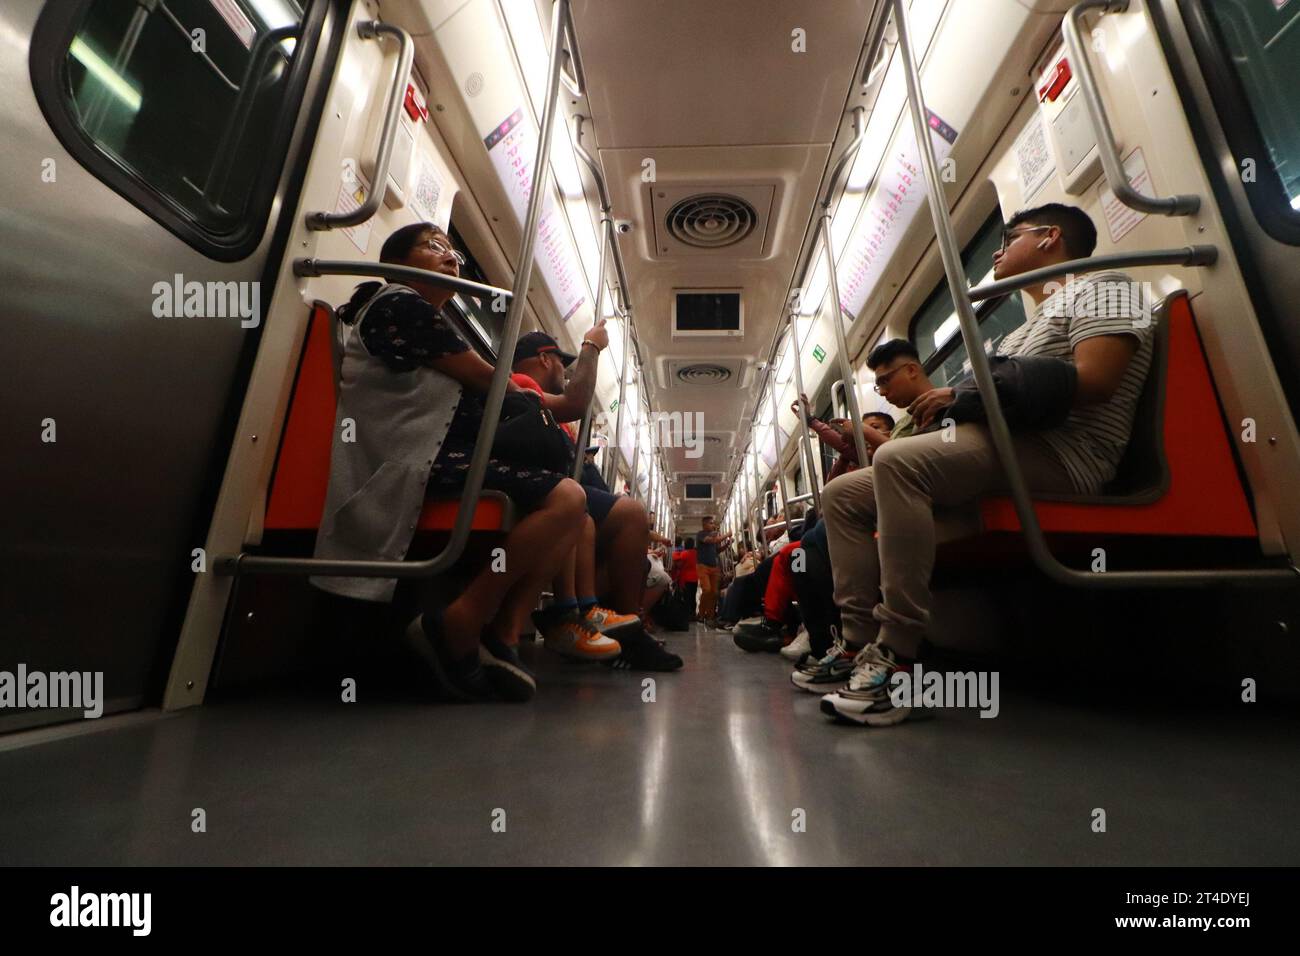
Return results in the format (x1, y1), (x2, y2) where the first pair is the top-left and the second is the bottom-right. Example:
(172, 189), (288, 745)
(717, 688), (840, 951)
(822, 424), (1075, 657)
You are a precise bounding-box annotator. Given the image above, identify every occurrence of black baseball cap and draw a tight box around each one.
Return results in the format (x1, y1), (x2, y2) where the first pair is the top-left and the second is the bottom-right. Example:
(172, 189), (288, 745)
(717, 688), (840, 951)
(513, 331), (576, 367)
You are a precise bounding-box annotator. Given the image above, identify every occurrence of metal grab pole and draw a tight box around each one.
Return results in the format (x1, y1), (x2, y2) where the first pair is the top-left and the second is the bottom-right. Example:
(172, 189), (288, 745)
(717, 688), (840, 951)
(768, 381), (792, 529)
(786, 310), (822, 513)
(572, 214), (612, 482)
(605, 302), (631, 488)
(294, 258), (512, 302)
(890, 0), (1295, 588)
(820, 107), (871, 470)
(629, 421), (642, 501)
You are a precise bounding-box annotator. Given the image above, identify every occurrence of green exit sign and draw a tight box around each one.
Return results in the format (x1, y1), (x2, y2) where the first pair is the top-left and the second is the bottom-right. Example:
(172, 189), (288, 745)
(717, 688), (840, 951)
(609, 399), (619, 412)
(812, 344), (826, 363)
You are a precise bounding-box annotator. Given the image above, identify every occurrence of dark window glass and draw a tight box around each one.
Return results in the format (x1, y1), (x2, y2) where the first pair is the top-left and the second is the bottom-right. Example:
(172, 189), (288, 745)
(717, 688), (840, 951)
(910, 211), (1027, 387)
(447, 222), (505, 352)
(1200, 0), (1300, 213)
(61, 0), (307, 238)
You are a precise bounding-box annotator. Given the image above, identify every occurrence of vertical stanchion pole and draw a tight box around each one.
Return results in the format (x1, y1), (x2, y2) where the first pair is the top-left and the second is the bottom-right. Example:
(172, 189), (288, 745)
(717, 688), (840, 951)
(571, 214), (612, 482)
(604, 301), (631, 489)
(768, 380), (792, 531)
(629, 404), (642, 501)
(819, 107), (870, 469)
(787, 311), (823, 513)
(438, 0), (569, 564)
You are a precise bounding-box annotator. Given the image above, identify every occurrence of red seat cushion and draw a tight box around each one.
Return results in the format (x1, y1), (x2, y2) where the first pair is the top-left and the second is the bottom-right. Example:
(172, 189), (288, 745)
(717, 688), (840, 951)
(976, 292), (1255, 538)
(264, 307), (508, 534)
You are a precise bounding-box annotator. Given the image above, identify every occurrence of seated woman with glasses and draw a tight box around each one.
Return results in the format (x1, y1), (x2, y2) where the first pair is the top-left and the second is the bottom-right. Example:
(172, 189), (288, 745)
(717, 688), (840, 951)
(310, 221), (587, 704)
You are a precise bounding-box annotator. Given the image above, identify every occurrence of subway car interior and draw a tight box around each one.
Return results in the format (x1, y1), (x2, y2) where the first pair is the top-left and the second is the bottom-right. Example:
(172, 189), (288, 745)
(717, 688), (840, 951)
(4, 0), (1300, 870)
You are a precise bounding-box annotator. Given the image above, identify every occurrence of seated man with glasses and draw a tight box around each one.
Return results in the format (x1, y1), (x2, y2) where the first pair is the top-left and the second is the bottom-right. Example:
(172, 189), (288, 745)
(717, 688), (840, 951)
(817, 202), (1153, 727)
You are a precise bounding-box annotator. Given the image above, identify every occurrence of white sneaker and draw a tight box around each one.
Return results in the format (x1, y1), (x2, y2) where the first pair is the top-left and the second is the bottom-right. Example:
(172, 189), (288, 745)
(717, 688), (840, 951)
(819, 642), (911, 726)
(779, 626), (812, 661)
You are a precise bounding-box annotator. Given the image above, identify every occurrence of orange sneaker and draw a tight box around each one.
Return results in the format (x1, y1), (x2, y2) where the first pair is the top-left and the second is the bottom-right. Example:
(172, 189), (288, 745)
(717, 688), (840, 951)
(583, 605), (643, 637)
(543, 612), (622, 661)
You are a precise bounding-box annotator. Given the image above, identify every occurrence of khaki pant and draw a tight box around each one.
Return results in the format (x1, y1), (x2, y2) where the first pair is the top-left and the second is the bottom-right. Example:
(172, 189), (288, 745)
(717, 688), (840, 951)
(822, 424), (1074, 657)
(697, 564), (721, 620)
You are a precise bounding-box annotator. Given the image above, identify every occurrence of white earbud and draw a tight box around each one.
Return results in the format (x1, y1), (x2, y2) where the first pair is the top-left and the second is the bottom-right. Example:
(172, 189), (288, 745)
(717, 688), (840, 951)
(1036, 238), (1052, 250)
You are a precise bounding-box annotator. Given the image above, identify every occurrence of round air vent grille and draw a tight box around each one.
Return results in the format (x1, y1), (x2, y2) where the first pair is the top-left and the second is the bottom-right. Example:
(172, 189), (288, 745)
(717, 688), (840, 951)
(665, 194), (757, 248)
(675, 363), (733, 386)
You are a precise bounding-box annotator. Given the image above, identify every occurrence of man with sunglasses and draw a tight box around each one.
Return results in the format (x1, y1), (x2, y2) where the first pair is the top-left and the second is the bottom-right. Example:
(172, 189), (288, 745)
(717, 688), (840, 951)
(818, 202), (1153, 727)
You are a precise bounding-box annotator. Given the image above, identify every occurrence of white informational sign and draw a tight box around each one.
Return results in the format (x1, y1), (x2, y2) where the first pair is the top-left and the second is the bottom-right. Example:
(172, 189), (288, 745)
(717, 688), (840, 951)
(836, 116), (958, 322)
(209, 0), (255, 49)
(335, 169), (373, 254)
(485, 109), (587, 322)
(410, 152), (444, 227)
(1097, 147), (1155, 243)
(1015, 112), (1056, 202)
(760, 426), (785, 471)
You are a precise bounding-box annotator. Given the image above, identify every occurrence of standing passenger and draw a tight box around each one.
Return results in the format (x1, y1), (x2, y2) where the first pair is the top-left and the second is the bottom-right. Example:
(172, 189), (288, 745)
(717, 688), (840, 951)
(695, 517), (730, 628)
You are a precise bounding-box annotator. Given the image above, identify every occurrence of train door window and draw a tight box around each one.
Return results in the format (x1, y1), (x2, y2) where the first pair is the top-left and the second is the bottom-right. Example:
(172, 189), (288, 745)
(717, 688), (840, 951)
(446, 221), (506, 351)
(1184, 0), (1300, 242)
(34, 0), (318, 258)
(910, 211), (1026, 388)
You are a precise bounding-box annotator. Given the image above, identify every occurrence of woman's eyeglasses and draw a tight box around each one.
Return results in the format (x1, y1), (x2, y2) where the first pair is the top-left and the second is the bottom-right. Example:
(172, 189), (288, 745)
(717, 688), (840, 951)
(425, 237), (466, 265)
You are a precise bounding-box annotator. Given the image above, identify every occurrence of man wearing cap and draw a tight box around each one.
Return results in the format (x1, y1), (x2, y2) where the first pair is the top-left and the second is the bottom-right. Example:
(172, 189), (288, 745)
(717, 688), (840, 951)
(511, 328), (681, 671)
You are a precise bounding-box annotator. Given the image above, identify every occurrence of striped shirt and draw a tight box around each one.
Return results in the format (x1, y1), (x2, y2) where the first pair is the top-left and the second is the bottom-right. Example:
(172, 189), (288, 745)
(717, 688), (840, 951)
(996, 271), (1153, 493)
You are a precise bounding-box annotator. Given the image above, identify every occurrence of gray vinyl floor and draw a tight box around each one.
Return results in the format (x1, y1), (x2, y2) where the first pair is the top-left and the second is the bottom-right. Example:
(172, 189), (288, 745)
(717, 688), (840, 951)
(2, 624), (1297, 866)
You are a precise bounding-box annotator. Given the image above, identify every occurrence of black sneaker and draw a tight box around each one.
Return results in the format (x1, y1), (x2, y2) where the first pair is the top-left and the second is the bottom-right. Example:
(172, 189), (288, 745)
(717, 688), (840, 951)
(733, 617), (786, 653)
(479, 637), (537, 702)
(602, 628), (684, 671)
(403, 614), (494, 702)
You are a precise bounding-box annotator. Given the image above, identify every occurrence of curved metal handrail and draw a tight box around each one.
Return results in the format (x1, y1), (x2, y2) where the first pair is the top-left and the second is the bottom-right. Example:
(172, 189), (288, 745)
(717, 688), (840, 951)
(1062, 0), (1200, 216)
(293, 258), (513, 303)
(307, 20), (414, 231)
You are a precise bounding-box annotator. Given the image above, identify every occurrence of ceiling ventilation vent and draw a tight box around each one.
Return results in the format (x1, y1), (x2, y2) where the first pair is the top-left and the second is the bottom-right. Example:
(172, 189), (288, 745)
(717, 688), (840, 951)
(675, 363), (732, 386)
(658, 357), (753, 390)
(665, 194), (756, 248)
(650, 183), (775, 258)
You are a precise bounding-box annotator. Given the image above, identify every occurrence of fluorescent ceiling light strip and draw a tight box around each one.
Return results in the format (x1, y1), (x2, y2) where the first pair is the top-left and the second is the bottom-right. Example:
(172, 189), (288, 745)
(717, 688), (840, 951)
(70, 38), (142, 112)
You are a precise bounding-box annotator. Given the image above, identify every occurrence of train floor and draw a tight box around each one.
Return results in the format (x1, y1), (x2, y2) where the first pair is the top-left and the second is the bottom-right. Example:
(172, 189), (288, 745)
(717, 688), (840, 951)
(2, 623), (1297, 866)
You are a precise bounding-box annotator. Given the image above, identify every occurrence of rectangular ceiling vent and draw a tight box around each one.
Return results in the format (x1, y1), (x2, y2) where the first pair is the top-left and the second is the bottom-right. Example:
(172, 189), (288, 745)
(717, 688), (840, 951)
(657, 356), (753, 389)
(650, 183), (775, 259)
(677, 472), (724, 484)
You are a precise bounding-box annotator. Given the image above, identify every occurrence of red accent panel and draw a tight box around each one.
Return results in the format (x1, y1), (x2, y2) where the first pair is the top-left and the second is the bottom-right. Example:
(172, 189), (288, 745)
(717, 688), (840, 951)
(264, 307), (506, 533)
(977, 294), (1256, 538)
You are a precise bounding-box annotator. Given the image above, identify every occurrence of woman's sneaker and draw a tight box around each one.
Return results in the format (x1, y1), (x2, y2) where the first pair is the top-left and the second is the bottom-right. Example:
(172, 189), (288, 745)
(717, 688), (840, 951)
(478, 637), (537, 702)
(542, 611), (622, 661)
(403, 614), (494, 702)
(790, 635), (860, 693)
(819, 642), (911, 726)
(603, 628), (683, 671)
(779, 627), (812, 661)
(584, 605), (643, 637)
